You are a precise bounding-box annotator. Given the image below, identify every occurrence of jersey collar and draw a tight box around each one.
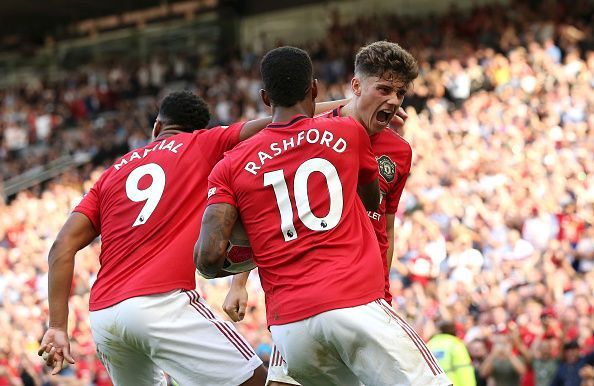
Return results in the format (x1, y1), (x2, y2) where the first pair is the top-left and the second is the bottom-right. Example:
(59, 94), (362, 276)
(267, 115), (308, 128)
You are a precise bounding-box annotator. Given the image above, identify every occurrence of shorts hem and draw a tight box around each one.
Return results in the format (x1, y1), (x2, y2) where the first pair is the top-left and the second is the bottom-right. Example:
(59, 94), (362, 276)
(226, 355), (263, 385)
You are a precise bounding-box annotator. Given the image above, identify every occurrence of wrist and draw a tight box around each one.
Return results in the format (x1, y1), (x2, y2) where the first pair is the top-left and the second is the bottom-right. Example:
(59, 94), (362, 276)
(48, 322), (68, 330)
(231, 272), (249, 287)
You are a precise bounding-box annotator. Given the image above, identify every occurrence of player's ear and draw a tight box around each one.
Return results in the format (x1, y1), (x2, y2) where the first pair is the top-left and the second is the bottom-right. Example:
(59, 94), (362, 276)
(351, 76), (362, 97)
(311, 79), (318, 100)
(260, 89), (271, 107)
(152, 118), (162, 140)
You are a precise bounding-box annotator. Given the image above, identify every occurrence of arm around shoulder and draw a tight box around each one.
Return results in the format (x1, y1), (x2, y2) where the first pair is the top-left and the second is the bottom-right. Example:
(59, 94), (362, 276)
(239, 98), (351, 141)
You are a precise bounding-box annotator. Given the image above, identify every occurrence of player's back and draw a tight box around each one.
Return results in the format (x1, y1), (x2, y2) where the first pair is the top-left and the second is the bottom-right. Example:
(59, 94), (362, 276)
(75, 124), (243, 311)
(209, 115), (384, 326)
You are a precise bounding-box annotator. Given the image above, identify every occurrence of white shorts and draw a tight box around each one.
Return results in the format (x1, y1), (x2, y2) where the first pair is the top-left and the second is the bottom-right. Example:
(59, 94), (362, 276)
(266, 344), (300, 386)
(90, 289), (262, 386)
(270, 299), (452, 386)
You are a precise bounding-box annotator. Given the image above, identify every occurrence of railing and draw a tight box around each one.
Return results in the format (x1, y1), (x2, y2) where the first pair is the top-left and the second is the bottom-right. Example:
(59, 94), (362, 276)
(2, 152), (91, 200)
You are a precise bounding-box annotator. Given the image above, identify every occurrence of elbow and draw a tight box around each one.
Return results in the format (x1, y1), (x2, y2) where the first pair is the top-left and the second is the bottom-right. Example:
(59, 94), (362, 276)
(47, 237), (72, 267)
(195, 254), (220, 279)
(194, 242), (224, 279)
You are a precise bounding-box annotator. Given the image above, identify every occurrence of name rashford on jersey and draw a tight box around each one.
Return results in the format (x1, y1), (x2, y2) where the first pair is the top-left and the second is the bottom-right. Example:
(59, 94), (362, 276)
(207, 115), (384, 326)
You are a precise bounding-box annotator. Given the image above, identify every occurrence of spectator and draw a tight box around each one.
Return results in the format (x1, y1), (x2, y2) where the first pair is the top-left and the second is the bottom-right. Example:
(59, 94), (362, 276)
(428, 320), (476, 386)
(468, 339), (489, 386)
(479, 333), (526, 386)
(550, 341), (594, 386)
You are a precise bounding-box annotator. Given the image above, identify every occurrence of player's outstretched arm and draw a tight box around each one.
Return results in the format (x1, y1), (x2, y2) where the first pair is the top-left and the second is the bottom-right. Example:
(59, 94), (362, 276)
(223, 272), (250, 322)
(239, 98), (350, 140)
(39, 213), (98, 374)
(195, 203), (238, 279)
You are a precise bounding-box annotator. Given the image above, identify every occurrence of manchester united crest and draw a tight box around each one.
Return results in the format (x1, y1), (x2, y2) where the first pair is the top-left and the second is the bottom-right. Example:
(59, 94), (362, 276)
(377, 155), (396, 183)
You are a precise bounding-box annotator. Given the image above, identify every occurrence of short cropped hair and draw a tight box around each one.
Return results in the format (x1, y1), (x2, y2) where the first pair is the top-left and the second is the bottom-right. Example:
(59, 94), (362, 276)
(355, 41), (418, 85)
(437, 320), (457, 336)
(158, 90), (211, 132)
(260, 46), (313, 107)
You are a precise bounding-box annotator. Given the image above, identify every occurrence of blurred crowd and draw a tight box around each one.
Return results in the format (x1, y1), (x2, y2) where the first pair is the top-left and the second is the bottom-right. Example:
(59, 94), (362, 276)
(1, 0), (594, 384)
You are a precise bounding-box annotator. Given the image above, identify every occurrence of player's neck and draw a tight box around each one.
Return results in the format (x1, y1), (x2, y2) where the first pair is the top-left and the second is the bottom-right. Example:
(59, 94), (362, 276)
(153, 127), (185, 142)
(271, 104), (311, 124)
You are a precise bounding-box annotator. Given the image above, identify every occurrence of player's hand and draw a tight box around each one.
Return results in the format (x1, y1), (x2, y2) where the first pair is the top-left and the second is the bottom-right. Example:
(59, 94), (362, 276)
(38, 327), (75, 375)
(388, 107), (408, 130)
(223, 285), (248, 322)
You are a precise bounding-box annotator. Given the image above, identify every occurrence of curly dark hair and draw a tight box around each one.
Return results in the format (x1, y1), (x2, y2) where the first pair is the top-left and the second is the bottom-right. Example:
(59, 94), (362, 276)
(158, 90), (211, 132)
(354, 41), (419, 85)
(260, 46), (313, 107)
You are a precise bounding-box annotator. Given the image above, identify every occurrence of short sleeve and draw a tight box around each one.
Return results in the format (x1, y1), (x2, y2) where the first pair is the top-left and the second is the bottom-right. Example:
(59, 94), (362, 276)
(73, 173), (105, 232)
(351, 118), (379, 184)
(385, 146), (412, 214)
(197, 122), (245, 168)
(207, 158), (237, 207)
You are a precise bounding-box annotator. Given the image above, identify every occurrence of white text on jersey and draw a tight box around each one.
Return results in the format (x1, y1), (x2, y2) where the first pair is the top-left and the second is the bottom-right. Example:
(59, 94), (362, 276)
(244, 128), (347, 175)
(114, 140), (183, 171)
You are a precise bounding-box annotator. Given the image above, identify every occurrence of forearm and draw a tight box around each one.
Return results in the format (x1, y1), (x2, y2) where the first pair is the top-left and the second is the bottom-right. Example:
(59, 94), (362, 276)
(195, 204), (237, 278)
(314, 98), (349, 115)
(47, 242), (76, 330)
(46, 214), (97, 330)
(240, 98), (350, 140)
(231, 271), (250, 288)
(479, 354), (495, 377)
(386, 214), (395, 269)
(509, 355), (526, 375)
(514, 339), (532, 362)
(386, 242), (394, 270)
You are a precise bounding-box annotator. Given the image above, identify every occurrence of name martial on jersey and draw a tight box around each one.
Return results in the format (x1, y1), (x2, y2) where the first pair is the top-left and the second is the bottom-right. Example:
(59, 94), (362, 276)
(113, 139), (183, 171)
(244, 128), (347, 176)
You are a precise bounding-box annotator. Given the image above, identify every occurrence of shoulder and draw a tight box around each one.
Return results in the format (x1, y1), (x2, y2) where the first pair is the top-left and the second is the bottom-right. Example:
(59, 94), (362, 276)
(374, 129), (412, 164)
(86, 166), (113, 192)
(380, 129), (412, 153)
(393, 131), (412, 155)
(193, 122), (245, 139)
(218, 130), (260, 161)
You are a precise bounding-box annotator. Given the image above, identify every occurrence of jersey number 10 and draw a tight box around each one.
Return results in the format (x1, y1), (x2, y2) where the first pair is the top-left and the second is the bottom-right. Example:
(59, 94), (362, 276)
(264, 158), (344, 242)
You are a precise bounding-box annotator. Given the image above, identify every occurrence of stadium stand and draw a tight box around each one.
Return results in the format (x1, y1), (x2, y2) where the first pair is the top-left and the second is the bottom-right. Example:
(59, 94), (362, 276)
(1, 0), (593, 384)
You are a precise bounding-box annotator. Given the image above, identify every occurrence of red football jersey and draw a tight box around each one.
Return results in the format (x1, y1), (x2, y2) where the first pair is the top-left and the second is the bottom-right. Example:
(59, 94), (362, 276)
(74, 123), (244, 311)
(321, 108), (412, 303)
(207, 114), (384, 326)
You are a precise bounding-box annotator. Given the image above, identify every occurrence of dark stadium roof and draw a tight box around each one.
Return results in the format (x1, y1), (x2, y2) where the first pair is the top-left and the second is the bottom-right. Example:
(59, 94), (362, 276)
(0, 0), (191, 40)
(0, 0), (320, 43)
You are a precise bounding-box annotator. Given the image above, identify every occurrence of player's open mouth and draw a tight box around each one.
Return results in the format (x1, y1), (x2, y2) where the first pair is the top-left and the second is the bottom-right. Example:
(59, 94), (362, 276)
(376, 109), (394, 125)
